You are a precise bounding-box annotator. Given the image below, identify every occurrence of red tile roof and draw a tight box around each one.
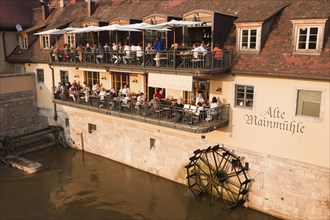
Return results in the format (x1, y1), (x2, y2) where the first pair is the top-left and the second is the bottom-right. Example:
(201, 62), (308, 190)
(6, 0), (330, 81)
(0, 0), (41, 29)
(229, 0), (330, 81)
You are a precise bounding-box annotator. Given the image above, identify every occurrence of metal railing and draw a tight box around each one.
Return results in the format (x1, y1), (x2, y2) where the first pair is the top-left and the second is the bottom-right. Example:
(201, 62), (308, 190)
(50, 49), (231, 70)
(54, 94), (230, 133)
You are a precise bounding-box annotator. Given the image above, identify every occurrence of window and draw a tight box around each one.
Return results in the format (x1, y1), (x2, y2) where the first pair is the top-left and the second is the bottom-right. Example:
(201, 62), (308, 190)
(84, 71), (100, 88)
(192, 79), (210, 103)
(296, 90), (321, 118)
(297, 27), (318, 50)
(112, 72), (129, 93)
(65, 34), (75, 47)
(291, 19), (327, 55)
(65, 118), (70, 127)
(241, 29), (257, 50)
(36, 69), (44, 83)
(236, 22), (262, 53)
(15, 65), (23, 73)
(88, 123), (97, 133)
(19, 36), (28, 49)
(235, 85), (254, 108)
(60, 70), (69, 84)
(40, 35), (50, 49)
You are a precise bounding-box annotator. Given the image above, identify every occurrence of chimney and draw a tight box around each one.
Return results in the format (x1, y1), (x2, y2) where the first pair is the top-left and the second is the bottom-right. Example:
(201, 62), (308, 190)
(59, 0), (67, 8)
(70, 0), (84, 3)
(41, 1), (50, 20)
(87, 0), (95, 17)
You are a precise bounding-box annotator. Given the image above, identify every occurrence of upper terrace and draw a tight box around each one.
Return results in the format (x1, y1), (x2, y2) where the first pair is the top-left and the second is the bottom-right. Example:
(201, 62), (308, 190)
(50, 48), (232, 75)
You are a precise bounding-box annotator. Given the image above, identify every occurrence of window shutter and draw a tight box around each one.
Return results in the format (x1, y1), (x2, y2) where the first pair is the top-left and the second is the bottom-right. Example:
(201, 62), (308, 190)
(302, 101), (320, 117)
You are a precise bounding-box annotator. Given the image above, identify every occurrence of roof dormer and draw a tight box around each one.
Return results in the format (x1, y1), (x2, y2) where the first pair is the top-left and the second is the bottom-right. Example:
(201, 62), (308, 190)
(235, 22), (263, 54)
(291, 19), (328, 55)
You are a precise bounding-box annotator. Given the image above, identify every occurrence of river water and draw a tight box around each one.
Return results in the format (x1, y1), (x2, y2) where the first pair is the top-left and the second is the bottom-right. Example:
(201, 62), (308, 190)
(0, 146), (280, 220)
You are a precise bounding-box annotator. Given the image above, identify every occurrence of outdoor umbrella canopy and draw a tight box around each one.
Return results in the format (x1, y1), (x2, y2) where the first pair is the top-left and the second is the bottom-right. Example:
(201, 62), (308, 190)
(62, 27), (81, 32)
(95, 24), (141, 32)
(121, 22), (171, 31)
(34, 28), (67, 35)
(151, 19), (203, 43)
(151, 19), (203, 29)
(67, 26), (100, 34)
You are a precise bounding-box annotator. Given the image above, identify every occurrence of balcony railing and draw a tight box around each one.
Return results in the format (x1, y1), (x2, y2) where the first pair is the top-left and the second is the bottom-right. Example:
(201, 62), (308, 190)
(50, 49), (231, 71)
(54, 94), (229, 133)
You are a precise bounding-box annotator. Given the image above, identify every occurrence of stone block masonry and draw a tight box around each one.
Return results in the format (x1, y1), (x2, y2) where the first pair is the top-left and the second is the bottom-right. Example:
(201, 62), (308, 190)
(45, 107), (329, 220)
(0, 90), (40, 136)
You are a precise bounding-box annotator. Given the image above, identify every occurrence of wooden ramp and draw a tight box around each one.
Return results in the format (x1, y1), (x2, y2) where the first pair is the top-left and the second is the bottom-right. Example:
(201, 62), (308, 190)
(6, 155), (42, 174)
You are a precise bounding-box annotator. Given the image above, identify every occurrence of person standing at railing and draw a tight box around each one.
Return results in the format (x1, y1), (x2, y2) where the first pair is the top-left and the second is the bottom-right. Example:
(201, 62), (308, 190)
(145, 42), (153, 66)
(76, 44), (83, 63)
(153, 35), (164, 67)
(136, 43), (143, 64)
(122, 42), (131, 65)
(213, 43), (223, 68)
(85, 43), (92, 63)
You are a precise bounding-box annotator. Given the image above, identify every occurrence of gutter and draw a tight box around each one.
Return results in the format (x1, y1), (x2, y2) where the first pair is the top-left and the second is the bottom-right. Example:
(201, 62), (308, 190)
(2, 31), (7, 61)
(48, 63), (58, 121)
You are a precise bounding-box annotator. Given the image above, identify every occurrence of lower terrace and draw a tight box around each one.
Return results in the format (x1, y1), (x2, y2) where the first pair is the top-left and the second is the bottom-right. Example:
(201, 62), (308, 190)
(54, 95), (229, 133)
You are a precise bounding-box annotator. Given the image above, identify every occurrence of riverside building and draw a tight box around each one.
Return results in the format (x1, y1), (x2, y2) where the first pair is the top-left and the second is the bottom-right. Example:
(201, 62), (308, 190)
(1, 0), (329, 219)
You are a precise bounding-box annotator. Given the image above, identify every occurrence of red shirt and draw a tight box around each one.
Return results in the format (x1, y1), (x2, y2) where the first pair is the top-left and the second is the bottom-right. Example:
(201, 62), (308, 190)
(155, 92), (161, 100)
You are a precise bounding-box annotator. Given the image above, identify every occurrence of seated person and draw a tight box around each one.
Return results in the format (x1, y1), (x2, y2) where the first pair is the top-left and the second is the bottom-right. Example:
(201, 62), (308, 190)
(173, 99), (184, 122)
(98, 88), (107, 108)
(108, 88), (117, 110)
(136, 92), (145, 114)
(196, 92), (205, 104)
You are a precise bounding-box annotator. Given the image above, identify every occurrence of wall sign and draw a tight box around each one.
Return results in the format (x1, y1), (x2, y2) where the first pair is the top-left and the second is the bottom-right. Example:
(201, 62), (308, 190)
(244, 107), (305, 135)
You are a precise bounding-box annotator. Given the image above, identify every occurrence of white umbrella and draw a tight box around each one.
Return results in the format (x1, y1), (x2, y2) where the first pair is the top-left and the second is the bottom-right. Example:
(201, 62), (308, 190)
(68, 26), (99, 34)
(34, 28), (67, 35)
(121, 22), (171, 31)
(62, 27), (80, 32)
(96, 24), (141, 32)
(151, 19), (203, 43)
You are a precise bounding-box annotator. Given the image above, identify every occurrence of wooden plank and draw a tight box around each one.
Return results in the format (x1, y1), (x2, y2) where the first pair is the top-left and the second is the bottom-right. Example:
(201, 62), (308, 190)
(6, 155), (42, 174)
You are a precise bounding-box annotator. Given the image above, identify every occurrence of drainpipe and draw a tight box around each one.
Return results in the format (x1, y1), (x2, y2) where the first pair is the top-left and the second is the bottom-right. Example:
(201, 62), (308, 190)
(48, 63), (58, 121)
(2, 31), (7, 61)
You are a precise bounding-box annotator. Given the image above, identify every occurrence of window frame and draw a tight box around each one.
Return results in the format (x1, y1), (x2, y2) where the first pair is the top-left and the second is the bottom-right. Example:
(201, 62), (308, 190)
(112, 72), (129, 94)
(295, 89), (323, 119)
(65, 34), (75, 47)
(36, 69), (45, 83)
(84, 71), (100, 88)
(291, 19), (327, 55)
(234, 84), (254, 109)
(40, 34), (50, 49)
(235, 22), (262, 54)
(19, 36), (28, 49)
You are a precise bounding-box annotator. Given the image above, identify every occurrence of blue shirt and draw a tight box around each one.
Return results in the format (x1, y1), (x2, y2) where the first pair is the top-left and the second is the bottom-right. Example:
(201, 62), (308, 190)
(153, 39), (164, 52)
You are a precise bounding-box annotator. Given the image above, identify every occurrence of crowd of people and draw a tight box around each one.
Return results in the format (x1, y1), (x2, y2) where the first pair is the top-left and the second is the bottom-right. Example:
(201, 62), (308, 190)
(49, 36), (224, 68)
(54, 81), (222, 124)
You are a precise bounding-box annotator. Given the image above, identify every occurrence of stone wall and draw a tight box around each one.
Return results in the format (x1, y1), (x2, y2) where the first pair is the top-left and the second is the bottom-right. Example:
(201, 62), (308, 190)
(0, 90), (40, 136)
(44, 106), (330, 220)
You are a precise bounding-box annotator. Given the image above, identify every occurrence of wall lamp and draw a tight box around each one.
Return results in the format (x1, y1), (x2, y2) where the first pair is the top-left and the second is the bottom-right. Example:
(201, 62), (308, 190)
(101, 77), (107, 80)
(74, 75), (79, 78)
(216, 87), (222, 92)
(132, 79), (138, 83)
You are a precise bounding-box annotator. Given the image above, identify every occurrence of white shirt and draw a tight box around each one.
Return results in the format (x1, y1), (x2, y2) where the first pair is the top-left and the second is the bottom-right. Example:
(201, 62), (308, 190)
(210, 102), (219, 109)
(99, 91), (106, 100)
(196, 97), (204, 104)
(121, 87), (129, 96)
